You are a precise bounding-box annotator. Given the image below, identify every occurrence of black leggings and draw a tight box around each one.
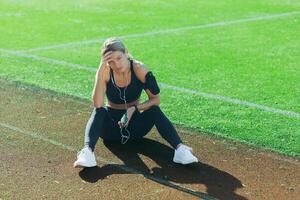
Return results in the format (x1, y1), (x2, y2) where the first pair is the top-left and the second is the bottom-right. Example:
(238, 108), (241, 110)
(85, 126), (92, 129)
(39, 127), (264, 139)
(84, 105), (182, 151)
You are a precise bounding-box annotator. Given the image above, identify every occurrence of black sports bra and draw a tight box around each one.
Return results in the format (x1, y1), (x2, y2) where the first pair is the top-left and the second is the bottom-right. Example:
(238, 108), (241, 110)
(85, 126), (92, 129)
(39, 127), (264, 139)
(106, 60), (144, 104)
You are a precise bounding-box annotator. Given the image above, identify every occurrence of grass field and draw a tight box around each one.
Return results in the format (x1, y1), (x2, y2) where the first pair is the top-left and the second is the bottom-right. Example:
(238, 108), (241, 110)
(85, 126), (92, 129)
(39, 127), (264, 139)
(0, 0), (299, 157)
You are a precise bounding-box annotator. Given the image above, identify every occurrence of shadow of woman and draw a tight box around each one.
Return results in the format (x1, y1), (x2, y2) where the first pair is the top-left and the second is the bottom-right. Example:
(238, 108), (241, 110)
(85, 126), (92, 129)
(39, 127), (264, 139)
(79, 138), (247, 200)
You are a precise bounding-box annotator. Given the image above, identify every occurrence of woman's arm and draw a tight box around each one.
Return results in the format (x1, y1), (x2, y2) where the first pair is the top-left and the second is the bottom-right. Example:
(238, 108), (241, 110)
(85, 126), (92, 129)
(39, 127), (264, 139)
(133, 61), (160, 111)
(123, 61), (160, 127)
(136, 90), (160, 111)
(92, 66), (108, 108)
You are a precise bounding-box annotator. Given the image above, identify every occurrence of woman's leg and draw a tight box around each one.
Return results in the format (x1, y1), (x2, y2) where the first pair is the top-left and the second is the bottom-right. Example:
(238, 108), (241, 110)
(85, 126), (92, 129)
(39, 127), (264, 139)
(84, 107), (121, 151)
(75, 107), (123, 168)
(84, 107), (108, 151)
(128, 106), (182, 149)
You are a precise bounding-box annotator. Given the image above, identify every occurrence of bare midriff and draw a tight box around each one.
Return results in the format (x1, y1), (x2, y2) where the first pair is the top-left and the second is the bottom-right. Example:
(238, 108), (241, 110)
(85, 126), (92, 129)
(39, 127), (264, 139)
(107, 99), (140, 110)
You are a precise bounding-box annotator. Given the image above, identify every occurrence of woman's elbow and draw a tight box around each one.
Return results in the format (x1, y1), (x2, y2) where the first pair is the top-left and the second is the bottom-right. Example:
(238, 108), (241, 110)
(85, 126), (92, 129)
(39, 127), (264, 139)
(93, 96), (103, 108)
(93, 102), (101, 108)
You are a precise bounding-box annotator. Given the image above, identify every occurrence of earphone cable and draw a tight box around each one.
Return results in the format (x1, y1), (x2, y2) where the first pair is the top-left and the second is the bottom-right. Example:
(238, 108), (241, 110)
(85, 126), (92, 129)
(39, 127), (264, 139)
(110, 65), (131, 144)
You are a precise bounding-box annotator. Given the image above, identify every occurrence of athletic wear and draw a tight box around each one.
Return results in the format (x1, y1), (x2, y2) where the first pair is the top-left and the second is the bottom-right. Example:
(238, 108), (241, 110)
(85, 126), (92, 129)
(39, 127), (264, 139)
(106, 59), (160, 104)
(84, 105), (182, 151)
(106, 59), (144, 104)
(80, 59), (197, 166)
(173, 144), (198, 164)
(73, 147), (97, 168)
(144, 71), (160, 95)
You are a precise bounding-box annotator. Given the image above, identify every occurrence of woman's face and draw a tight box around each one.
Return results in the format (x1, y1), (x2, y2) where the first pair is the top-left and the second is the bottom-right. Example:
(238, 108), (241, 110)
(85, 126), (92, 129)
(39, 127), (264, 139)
(108, 51), (129, 73)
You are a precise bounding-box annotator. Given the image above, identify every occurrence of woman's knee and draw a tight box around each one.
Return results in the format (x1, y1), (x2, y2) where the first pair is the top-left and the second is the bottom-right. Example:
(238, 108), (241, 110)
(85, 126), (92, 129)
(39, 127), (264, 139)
(91, 107), (107, 119)
(148, 105), (161, 113)
(144, 105), (163, 118)
(95, 106), (107, 114)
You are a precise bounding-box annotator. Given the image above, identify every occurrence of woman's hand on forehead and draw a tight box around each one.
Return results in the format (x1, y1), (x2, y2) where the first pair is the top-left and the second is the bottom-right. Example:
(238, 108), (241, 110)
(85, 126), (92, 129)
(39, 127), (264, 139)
(101, 51), (114, 66)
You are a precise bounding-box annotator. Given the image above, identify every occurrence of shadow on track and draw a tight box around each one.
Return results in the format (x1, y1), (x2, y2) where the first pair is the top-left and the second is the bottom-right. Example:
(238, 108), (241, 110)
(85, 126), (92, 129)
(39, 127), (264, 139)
(79, 138), (247, 200)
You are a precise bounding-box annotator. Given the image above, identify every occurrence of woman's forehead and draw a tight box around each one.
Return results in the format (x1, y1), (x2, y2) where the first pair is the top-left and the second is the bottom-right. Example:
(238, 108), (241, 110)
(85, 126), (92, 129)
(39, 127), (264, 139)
(110, 51), (123, 58)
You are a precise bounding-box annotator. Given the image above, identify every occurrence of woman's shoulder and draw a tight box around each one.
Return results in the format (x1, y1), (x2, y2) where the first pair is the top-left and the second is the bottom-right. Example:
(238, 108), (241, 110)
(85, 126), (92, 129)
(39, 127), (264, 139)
(132, 60), (148, 83)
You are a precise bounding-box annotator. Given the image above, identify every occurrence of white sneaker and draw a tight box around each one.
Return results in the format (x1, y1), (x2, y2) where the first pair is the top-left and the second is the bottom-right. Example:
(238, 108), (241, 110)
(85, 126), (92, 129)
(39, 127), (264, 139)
(73, 147), (97, 168)
(173, 144), (198, 165)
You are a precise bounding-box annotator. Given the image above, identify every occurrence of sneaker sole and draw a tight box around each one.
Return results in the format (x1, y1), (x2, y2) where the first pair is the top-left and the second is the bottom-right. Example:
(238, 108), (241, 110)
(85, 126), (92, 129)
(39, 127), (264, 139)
(173, 158), (198, 165)
(73, 161), (97, 168)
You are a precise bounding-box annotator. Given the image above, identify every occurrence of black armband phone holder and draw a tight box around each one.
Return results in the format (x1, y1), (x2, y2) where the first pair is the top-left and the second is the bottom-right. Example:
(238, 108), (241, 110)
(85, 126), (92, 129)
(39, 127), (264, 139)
(144, 72), (160, 95)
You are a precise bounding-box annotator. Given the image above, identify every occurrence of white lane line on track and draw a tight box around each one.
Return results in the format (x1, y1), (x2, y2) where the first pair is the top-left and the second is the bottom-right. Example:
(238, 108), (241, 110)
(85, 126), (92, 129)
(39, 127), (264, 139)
(159, 83), (300, 119)
(0, 48), (96, 72)
(1, 47), (299, 119)
(0, 122), (217, 200)
(17, 10), (300, 53)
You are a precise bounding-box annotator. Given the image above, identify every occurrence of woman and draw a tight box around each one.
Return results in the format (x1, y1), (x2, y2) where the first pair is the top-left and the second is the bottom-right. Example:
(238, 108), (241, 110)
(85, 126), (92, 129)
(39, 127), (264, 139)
(74, 38), (198, 168)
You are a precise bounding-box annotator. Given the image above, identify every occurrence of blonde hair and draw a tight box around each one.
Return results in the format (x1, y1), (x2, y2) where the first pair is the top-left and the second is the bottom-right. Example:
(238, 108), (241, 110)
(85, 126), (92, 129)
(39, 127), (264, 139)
(101, 37), (132, 59)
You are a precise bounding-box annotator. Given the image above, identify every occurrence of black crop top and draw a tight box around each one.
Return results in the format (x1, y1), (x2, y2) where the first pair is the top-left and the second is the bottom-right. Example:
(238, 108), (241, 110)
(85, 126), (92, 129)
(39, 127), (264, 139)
(106, 60), (144, 104)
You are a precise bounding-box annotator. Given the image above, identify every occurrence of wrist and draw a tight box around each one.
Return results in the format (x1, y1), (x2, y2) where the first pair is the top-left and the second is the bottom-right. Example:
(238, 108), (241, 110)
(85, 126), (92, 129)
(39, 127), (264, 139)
(134, 105), (139, 112)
